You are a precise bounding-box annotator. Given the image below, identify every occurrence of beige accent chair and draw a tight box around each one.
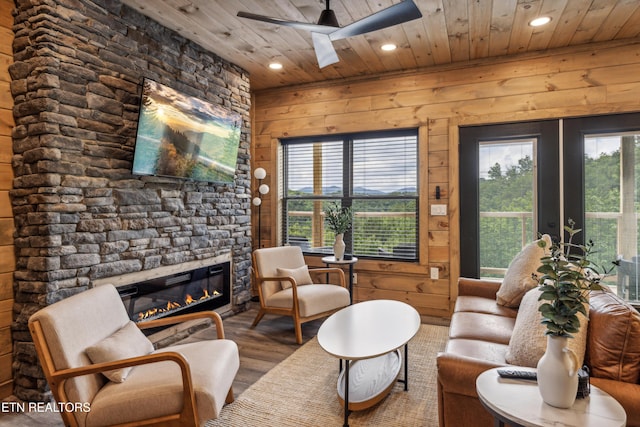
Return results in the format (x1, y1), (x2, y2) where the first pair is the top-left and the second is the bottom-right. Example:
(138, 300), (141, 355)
(252, 246), (351, 344)
(28, 284), (239, 427)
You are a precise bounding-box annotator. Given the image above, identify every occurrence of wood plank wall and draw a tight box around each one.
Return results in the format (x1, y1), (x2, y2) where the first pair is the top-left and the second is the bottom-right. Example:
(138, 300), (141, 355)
(252, 39), (640, 319)
(0, 0), (14, 399)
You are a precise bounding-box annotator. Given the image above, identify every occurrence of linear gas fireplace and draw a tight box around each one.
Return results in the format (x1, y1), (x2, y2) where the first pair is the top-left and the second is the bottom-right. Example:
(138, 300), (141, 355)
(115, 261), (231, 322)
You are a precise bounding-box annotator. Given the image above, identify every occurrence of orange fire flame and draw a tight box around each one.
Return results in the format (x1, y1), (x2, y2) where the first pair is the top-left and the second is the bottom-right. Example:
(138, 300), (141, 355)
(137, 289), (221, 321)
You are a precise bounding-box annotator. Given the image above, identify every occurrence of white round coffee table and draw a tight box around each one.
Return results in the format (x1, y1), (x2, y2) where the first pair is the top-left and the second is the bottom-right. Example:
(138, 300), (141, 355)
(317, 299), (421, 427)
(476, 367), (627, 427)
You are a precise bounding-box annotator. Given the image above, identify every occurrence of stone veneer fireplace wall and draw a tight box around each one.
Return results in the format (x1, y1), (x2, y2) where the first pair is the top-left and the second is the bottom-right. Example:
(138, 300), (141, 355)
(9, 0), (252, 401)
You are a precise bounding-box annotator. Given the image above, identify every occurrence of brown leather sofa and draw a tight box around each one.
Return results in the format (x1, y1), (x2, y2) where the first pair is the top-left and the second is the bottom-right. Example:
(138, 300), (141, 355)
(437, 277), (640, 427)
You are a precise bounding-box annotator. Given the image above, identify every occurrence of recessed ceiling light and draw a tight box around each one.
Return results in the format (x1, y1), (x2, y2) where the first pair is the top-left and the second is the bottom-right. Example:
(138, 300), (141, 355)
(529, 16), (551, 27)
(381, 43), (397, 51)
(269, 62), (283, 70)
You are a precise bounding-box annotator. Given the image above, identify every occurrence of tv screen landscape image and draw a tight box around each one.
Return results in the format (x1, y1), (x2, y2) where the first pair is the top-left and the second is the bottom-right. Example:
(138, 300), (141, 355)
(132, 79), (242, 183)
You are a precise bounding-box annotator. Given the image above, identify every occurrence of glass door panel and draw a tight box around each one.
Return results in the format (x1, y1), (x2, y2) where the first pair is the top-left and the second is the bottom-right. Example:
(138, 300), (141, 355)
(583, 132), (640, 301)
(479, 139), (537, 278)
(564, 112), (640, 305)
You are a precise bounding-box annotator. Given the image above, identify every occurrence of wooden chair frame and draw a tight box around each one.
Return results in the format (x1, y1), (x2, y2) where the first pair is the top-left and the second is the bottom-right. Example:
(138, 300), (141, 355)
(29, 311), (234, 427)
(251, 250), (348, 344)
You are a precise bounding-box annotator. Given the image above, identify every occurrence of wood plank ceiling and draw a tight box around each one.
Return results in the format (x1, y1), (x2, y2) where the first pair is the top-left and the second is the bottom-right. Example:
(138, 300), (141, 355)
(119, 0), (640, 91)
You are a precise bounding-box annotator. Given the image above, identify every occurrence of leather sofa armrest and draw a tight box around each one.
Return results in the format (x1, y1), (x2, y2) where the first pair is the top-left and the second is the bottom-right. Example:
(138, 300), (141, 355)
(591, 377), (640, 427)
(436, 352), (505, 397)
(458, 277), (502, 299)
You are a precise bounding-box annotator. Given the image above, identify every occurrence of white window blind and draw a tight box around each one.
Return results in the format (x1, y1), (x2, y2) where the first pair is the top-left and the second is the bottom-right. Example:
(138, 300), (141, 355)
(282, 130), (418, 260)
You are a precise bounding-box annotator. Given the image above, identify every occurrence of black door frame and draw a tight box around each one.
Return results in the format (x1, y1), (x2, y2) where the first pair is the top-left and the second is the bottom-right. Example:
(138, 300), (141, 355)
(459, 120), (560, 278)
(563, 112), (640, 247)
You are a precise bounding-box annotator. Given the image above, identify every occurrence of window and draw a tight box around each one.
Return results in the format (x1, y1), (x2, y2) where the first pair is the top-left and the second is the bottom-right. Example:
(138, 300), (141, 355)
(282, 129), (418, 260)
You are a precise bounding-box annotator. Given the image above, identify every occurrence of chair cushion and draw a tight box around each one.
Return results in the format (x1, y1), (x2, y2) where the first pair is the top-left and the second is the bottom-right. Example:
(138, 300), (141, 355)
(277, 265), (313, 290)
(266, 284), (350, 318)
(254, 246), (307, 277)
(86, 339), (240, 426)
(254, 246), (308, 299)
(496, 234), (551, 308)
(86, 321), (154, 383)
(505, 287), (588, 368)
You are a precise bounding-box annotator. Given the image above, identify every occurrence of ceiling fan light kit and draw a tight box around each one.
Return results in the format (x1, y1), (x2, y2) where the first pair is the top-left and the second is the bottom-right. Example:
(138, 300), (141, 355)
(237, 0), (422, 68)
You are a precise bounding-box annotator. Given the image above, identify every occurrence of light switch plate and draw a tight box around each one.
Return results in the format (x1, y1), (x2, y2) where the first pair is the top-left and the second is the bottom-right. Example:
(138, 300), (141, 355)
(430, 267), (439, 280)
(431, 204), (447, 216)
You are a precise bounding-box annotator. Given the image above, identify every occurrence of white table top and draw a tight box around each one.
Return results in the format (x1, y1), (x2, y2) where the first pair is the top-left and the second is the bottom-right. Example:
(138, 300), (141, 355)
(317, 299), (421, 360)
(476, 368), (627, 427)
(322, 255), (358, 264)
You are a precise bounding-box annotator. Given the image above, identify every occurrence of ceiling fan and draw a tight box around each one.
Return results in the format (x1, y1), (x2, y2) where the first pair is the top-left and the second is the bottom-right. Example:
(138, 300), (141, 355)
(237, 0), (422, 68)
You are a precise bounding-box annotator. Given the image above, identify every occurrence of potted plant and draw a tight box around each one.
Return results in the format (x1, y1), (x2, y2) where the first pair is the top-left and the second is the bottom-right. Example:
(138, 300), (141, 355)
(324, 202), (352, 261)
(534, 219), (612, 408)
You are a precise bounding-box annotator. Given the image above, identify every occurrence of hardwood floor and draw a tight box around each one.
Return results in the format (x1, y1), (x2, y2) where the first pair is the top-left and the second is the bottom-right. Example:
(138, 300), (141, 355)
(179, 305), (325, 395)
(0, 305), (323, 426)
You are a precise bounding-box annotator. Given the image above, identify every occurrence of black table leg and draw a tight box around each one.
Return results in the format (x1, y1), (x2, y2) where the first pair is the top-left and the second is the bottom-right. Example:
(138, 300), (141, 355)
(397, 344), (410, 390)
(344, 359), (350, 427)
(348, 263), (354, 303)
(324, 263), (329, 284)
(404, 343), (409, 390)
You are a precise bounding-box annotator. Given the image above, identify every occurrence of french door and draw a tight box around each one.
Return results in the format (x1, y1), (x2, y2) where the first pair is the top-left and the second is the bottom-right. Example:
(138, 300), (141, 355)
(460, 113), (640, 304)
(459, 121), (560, 279)
(564, 113), (640, 301)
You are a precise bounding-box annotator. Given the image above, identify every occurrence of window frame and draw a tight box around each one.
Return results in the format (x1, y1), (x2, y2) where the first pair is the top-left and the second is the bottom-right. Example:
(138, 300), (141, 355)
(281, 128), (420, 261)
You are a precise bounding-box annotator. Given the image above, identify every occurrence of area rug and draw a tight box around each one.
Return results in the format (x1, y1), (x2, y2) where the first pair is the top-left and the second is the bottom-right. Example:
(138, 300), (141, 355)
(206, 324), (449, 427)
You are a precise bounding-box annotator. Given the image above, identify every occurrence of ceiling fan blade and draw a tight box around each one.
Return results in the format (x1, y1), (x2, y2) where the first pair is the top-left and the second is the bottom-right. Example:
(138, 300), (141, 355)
(237, 11), (336, 34)
(312, 32), (339, 68)
(329, 0), (422, 41)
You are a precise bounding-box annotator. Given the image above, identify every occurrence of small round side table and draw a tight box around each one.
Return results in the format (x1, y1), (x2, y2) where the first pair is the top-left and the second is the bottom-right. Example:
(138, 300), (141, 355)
(476, 367), (627, 427)
(322, 256), (358, 303)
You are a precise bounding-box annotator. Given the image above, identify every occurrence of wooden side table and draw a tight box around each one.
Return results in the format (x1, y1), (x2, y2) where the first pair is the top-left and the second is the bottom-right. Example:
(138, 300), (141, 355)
(476, 367), (627, 427)
(322, 255), (358, 302)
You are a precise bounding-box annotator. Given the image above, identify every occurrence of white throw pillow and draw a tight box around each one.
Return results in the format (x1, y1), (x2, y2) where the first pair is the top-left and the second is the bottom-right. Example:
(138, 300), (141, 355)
(86, 321), (154, 382)
(277, 265), (313, 290)
(505, 287), (588, 368)
(496, 234), (552, 307)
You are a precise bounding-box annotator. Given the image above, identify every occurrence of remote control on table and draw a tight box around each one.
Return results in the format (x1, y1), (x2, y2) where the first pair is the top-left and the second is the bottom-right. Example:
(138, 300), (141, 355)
(497, 368), (537, 381)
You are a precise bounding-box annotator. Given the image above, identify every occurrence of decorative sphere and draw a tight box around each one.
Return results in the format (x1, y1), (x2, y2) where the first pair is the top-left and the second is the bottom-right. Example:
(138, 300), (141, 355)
(252, 197), (262, 206)
(259, 184), (270, 195)
(253, 168), (266, 180)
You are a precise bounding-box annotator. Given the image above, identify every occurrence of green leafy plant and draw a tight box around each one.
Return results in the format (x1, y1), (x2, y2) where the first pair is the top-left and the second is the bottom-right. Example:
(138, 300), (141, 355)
(323, 202), (352, 235)
(534, 219), (613, 338)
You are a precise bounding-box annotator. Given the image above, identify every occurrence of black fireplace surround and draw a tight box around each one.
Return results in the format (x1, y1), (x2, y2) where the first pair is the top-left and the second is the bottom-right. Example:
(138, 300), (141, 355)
(116, 262), (231, 322)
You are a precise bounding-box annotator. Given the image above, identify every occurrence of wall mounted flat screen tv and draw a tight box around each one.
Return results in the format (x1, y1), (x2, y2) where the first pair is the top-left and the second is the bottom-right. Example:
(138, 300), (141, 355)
(132, 79), (242, 183)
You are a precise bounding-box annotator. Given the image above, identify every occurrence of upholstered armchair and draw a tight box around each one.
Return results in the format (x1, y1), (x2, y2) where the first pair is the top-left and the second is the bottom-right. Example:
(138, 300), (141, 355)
(252, 246), (351, 344)
(28, 284), (239, 427)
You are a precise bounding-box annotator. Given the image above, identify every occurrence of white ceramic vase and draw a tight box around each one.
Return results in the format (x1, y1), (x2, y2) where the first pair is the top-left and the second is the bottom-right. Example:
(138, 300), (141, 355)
(536, 335), (579, 409)
(333, 233), (346, 261)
